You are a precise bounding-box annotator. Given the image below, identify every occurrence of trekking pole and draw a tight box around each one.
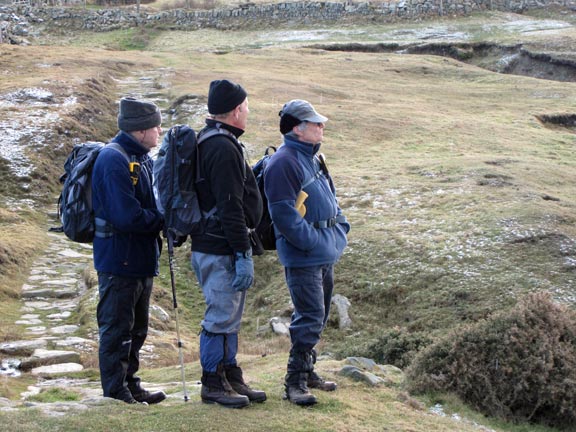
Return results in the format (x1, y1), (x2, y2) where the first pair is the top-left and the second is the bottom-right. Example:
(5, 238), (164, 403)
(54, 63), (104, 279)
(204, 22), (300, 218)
(167, 232), (189, 402)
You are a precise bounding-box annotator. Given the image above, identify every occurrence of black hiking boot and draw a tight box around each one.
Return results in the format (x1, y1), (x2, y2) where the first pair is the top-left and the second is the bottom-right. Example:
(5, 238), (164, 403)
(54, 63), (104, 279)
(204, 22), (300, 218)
(308, 371), (337, 392)
(283, 372), (317, 406)
(129, 385), (167, 405)
(111, 388), (149, 405)
(201, 368), (250, 409)
(225, 365), (267, 403)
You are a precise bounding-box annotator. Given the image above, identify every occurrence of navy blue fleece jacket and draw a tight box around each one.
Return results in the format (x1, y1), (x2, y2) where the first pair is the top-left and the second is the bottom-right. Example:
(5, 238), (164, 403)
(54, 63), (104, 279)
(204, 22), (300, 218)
(264, 136), (349, 267)
(92, 131), (164, 277)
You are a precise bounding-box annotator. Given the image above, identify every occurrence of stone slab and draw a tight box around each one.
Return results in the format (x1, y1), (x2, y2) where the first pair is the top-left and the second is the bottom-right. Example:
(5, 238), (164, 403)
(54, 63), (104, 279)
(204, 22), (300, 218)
(0, 339), (47, 356)
(31, 362), (84, 376)
(21, 348), (82, 371)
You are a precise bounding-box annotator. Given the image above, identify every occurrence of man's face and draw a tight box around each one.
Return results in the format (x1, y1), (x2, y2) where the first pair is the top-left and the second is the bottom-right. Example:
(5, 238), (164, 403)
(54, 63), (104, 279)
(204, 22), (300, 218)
(236, 98), (249, 130)
(136, 125), (162, 151)
(295, 121), (325, 144)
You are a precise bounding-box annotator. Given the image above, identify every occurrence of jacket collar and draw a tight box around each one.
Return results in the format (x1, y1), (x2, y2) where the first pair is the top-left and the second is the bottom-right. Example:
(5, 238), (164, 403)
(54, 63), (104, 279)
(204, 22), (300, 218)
(205, 118), (245, 139)
(112, 131), (149, 156)
(283, 135), (321, 156)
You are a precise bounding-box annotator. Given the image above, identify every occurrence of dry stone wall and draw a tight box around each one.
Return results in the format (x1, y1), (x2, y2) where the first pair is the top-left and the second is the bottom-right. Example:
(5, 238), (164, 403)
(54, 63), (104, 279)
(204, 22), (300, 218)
(3, 0), (576, 34)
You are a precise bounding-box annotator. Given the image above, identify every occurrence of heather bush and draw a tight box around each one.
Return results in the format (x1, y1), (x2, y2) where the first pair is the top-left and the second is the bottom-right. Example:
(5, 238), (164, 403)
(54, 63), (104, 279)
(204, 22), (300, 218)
(405, 292), (576, 429)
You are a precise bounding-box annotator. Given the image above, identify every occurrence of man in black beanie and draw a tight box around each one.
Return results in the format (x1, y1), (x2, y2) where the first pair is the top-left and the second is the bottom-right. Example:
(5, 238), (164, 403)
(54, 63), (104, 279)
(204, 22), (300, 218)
(186, 79), (265, 408)
(92, 97), (166, 405)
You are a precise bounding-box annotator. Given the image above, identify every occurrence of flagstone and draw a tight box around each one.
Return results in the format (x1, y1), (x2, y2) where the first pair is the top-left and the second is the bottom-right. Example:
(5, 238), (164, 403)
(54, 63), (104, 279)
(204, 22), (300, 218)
(20, 349), (81, 371)
(0, 339), (47, 356)
(31, 362), (84, 376)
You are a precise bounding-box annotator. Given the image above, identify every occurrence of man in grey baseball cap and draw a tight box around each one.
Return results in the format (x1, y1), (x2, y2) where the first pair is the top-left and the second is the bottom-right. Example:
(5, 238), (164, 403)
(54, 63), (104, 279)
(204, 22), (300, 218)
(265, 99), (350, 406)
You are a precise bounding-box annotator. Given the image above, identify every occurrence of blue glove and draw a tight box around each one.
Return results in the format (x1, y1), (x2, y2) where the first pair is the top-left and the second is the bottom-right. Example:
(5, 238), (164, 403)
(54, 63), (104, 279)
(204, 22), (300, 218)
(233, 250), (254, 292)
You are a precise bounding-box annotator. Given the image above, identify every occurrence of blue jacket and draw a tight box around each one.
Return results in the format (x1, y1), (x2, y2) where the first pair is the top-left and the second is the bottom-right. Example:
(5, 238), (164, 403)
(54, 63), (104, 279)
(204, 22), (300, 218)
(92, 131), (164, 277)
(264, 136), (349, 267)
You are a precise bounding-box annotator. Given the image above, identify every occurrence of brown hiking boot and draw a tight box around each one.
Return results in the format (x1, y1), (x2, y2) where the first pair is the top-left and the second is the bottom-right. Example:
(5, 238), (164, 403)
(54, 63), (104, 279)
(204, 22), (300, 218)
(284, 372), (317, 406)
(201, 370), (250, 409)
(225, 365), (267, 403)
(308, 371), (337, 392)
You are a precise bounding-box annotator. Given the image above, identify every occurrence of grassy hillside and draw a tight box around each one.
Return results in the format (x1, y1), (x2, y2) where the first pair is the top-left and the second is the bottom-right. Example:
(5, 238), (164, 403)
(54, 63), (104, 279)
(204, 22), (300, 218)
(1, 8), (575, 432)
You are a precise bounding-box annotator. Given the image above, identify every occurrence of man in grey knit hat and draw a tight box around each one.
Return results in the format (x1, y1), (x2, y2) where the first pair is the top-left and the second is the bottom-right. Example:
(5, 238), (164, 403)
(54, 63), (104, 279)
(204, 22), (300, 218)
(92, 97), (166, 405)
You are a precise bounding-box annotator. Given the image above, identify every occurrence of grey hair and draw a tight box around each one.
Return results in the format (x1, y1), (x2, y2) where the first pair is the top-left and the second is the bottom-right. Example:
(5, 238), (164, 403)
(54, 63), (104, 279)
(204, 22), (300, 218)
(296, 121), (308, 132)
(210, 110), (234, 120)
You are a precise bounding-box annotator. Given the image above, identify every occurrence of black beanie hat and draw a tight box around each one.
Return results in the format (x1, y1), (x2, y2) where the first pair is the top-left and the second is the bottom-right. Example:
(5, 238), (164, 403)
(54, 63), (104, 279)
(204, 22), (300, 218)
(118, 97), (162, 132)
(207, 79), (247, 115)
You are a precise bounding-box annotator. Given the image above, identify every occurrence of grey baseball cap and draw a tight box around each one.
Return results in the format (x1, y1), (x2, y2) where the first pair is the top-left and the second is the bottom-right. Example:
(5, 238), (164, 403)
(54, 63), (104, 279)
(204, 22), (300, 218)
(280, 99), (328, 124)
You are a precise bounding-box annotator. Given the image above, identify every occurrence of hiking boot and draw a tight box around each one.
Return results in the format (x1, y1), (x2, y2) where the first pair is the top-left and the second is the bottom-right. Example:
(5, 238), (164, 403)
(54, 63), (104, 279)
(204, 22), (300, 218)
(126, 398), (149, 406)
(284, 372), (317, 406)
(201, 370), (250, 409)
(129, 385), (167, 405)
(111, 388), (149, 405)
(308, 371), (337, 392)
(225, 365), (267, 403)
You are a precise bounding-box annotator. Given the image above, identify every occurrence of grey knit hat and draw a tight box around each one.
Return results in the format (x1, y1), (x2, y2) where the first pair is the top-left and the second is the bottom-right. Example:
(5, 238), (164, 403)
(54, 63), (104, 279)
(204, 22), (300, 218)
(117, 97), (162, 132)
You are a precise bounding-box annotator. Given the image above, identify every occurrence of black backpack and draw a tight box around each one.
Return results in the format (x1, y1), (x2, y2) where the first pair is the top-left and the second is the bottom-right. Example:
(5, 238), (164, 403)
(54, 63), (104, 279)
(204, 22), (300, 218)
(251, 147), (329, 253)
(57, 142), (129, 243)
(252, 146), (277, 251)
(153, 125), (235, 240)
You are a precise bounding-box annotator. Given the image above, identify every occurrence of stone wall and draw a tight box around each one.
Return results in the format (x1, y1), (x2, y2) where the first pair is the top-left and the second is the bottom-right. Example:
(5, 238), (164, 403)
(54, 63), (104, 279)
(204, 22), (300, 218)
(3, 0), (576, 34)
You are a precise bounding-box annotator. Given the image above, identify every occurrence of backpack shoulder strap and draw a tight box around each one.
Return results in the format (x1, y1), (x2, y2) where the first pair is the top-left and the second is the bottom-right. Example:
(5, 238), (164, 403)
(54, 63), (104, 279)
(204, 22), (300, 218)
(197, 125), (247, 181)
(106, 142), (130, 163)
(197, 126), (236, 145)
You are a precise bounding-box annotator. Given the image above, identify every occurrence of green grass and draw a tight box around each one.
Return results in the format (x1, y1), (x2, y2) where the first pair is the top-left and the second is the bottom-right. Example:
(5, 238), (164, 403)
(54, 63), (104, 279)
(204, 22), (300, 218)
(27, 388), (81, 403)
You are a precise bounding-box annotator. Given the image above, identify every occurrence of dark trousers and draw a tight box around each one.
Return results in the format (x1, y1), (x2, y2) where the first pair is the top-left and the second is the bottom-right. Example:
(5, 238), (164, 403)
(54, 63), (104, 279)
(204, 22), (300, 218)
(285, 264), (334, 354)
(97, 273), (153, 398)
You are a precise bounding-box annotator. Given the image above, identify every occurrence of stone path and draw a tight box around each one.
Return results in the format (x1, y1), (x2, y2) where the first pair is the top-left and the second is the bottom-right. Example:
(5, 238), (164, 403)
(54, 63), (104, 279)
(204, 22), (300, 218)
(0, 69), (195, 415)
(0, 225), (192, 413)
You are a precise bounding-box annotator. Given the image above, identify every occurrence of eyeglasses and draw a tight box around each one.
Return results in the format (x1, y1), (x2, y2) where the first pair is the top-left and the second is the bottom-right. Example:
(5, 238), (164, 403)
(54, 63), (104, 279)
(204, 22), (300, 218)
(306, 121), (324, 127)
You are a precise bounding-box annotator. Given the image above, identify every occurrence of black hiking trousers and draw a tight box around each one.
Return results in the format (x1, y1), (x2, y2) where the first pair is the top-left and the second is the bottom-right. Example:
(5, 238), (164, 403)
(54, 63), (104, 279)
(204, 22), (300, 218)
(97, 273), (153, 400)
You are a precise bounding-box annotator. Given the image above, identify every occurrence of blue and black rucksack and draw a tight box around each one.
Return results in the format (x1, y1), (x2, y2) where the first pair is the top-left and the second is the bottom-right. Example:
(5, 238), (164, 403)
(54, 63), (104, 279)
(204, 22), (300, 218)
(153, 125), (239, 240)
(57, 142), (129, 243)
(153, 125), (206, 239)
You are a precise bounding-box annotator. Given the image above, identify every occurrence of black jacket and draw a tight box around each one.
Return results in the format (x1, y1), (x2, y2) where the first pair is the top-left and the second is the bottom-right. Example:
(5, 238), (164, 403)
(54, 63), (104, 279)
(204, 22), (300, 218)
(191, 119), (262, 255)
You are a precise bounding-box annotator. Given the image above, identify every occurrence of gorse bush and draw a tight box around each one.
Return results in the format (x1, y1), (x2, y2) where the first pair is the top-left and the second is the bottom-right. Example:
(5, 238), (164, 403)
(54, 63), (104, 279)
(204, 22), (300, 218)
(405, 292), (576, 430)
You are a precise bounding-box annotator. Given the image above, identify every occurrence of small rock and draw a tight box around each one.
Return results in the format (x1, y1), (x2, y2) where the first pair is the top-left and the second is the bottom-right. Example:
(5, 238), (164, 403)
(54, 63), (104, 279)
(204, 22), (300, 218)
(269, 316), (290, 336)
(345, 356), (377, 371)
(150, 305), (170, 322)
(332, 294), (352, 329)
(338, 365), (385, 386)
